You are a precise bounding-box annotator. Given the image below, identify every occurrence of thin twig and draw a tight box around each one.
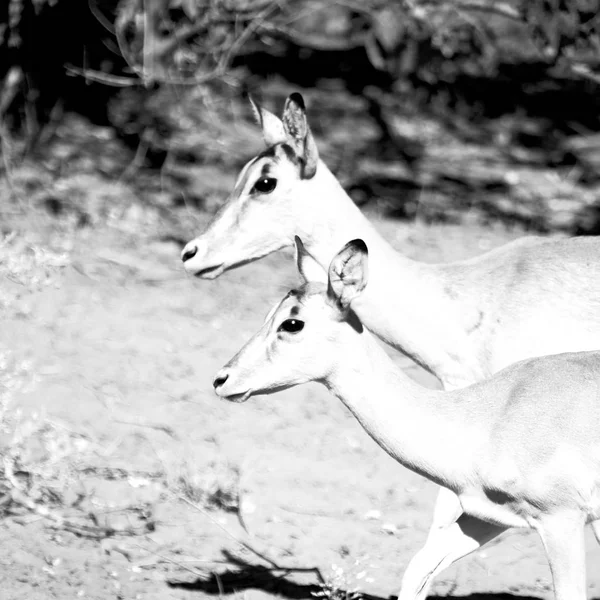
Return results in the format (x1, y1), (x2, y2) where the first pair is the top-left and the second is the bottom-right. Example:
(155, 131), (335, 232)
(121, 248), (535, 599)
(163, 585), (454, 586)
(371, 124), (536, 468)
(135, 556), (233, 569)
(172, 492), (280, 568)
(218, 2), (281, 72)
(215, 571), (225, 597)
(120, 132), (150, 180)
(133, 543), (208, 577)
(278, 504), (352, 519)
(115, 0), (141, 77)
(65, 65), (140, 87)
(88, 0), (116, 33)
(0, 67), (21, 197)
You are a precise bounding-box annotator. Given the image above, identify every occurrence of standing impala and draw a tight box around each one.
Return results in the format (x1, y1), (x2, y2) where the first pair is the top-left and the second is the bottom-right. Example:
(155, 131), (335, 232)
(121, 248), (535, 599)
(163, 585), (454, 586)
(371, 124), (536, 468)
(214, 238), (600, 600)
(182, 93), (600, 594)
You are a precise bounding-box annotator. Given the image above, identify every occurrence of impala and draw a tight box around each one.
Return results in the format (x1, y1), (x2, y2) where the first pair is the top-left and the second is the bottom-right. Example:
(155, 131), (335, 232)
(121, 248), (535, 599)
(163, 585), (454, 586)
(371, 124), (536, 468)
(214, 238), (600, 600)
(182, 93), (600, 594)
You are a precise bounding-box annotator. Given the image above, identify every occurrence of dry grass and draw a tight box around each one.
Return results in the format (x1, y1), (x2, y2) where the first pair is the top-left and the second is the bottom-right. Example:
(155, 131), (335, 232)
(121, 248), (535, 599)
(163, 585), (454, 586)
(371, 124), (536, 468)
(171, 458), (241, 513)
(313, 555), (379, 600)
(0, 231), (70, 308)
(0, 349), (158, 537)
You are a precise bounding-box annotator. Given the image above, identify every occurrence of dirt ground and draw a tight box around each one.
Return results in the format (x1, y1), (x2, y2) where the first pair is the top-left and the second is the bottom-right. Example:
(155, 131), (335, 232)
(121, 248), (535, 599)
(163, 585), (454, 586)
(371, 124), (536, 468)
(1, 189), (600, 600)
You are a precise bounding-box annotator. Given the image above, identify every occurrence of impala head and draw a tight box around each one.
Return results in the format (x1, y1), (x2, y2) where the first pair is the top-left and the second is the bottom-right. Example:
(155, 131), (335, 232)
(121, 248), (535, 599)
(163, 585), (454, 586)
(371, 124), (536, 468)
(182, 93), (320, 278)
(213, 237), (368, 402)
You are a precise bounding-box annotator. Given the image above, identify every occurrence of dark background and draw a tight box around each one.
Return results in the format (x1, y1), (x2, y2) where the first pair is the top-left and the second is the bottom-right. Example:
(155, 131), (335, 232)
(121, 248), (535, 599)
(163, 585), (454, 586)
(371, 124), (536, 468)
(2, 0), (600, 233)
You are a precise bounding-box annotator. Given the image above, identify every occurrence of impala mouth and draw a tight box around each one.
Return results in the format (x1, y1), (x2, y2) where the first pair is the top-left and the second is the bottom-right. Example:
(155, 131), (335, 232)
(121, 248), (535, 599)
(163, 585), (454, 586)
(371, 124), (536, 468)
(194, 264), (225, 279)
(222, 390), (253, 403)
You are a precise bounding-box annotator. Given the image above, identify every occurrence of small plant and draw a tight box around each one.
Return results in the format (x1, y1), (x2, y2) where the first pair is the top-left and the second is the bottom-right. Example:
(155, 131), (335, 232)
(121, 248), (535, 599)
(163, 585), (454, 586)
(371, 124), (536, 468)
(313, 555), (375, 600)
(174, 460), (240, 512)
(0, 350), (154, 537)
(0, 232), (70, 302)
(0, 350), (89, 514)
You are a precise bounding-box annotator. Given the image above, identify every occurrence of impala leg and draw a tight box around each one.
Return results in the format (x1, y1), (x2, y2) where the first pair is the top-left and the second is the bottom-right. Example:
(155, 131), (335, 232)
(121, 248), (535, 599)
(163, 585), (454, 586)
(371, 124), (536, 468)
(536, 513), (586, 600)
(398, 489), (506, 600)
(398, 487), (461, 600)
(430, 486), (463, 527)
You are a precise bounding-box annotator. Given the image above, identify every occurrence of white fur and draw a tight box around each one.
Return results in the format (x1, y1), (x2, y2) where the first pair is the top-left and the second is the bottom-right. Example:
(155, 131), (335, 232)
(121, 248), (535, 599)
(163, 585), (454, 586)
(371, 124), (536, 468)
(183, 95), (600, 595)
(215, 245), (600, 600)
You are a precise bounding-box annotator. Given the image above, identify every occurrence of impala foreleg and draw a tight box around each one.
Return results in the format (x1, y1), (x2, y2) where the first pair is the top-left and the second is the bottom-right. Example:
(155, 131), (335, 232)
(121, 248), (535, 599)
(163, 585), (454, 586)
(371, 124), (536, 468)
(398, 489), (506, 600)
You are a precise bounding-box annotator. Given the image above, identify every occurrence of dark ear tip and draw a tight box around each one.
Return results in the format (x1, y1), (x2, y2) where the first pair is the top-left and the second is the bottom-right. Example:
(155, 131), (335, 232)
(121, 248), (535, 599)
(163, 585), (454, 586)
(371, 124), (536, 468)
(294, 235), (303, 246)
(348, 238), (368, 254)
(288, 92), (306, 110)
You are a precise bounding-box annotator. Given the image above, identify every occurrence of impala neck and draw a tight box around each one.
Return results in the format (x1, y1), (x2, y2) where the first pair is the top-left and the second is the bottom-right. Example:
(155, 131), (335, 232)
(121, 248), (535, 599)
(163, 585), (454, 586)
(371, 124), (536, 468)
(297, 163), (482, 388)
(296, 163), (392, 266)
(323, 328), (476, 491)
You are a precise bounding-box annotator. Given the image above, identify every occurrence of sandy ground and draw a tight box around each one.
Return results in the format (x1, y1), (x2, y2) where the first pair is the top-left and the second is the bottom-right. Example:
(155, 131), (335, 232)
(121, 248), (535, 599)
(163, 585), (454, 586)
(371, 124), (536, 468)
(1, 202), (600, 600)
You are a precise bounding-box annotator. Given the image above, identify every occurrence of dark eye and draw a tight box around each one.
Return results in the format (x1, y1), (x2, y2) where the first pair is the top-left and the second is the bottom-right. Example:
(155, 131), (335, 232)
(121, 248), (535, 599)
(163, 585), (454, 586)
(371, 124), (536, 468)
(252, 178), (277, 194)
(278, 319), (304, 333)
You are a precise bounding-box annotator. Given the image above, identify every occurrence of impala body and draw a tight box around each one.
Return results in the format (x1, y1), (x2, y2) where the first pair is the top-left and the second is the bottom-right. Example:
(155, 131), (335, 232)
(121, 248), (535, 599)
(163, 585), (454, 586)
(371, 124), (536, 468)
(214, 239), (600, 600)
(183, 93), (600, 597)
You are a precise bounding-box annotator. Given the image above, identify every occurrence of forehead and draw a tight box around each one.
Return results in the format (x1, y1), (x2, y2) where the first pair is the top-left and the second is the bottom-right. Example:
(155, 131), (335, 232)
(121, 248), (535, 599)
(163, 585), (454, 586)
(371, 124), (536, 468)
(267, 284), (328, 321)
(234, 143), (299, 188)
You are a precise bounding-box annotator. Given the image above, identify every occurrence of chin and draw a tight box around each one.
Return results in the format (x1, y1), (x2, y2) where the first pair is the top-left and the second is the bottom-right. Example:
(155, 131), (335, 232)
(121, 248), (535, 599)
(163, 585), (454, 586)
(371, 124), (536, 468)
(222, 390), (253, 403)
(192, 264), (226, 279)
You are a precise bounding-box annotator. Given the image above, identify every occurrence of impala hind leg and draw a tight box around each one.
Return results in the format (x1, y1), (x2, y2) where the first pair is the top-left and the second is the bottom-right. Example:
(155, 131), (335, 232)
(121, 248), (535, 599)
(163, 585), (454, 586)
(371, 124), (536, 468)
(536, 513), (587, 600)
(398, 488), (506, 600)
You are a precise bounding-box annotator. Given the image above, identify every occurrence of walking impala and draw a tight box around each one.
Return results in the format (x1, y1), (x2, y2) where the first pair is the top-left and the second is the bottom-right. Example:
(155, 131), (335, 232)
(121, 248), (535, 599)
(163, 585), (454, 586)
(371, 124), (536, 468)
(214, 238), (600, 600)
(182, 93), (600, 592)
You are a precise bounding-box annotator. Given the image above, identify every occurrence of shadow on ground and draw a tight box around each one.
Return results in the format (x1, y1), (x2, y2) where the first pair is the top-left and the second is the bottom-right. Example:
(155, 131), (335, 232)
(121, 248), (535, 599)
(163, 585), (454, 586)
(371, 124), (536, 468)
(168, 562), (548, 600)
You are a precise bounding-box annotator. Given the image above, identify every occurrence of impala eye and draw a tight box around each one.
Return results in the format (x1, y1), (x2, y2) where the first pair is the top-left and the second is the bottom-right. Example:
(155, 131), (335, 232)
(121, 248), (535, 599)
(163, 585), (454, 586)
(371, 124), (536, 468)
(278, 319), (304, 334)
(252, 177), (277, 194)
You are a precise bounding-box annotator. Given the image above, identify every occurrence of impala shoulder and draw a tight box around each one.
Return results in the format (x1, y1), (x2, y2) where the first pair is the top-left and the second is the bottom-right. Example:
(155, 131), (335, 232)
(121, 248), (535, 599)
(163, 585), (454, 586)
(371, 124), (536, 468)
(464, 235), (599, 293)
(494, 351), (600, 408)
(439, 236), (546, 290)
(502, 235), (600, 270)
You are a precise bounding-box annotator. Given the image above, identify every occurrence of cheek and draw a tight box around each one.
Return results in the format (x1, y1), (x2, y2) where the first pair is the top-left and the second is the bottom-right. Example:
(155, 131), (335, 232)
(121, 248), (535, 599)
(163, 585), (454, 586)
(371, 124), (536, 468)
(239, 204), (295, 247)
(211, 195), (247, 237)
(266, 337), (278, 362)
(267, 338), (302, 375)
(238, 198), (271, 227)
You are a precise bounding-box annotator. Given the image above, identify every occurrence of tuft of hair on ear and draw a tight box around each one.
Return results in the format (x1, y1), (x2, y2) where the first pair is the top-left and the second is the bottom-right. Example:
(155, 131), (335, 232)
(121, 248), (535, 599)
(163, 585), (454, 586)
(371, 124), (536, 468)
(346, 238), (368, 255)
(282, 93), (308, 143)
(281, 93), (318, 179)
(288, 92), (305, 110)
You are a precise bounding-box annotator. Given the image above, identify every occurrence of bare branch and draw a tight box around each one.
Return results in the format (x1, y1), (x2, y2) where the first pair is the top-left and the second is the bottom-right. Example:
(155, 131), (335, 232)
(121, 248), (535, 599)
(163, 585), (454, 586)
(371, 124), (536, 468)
(65, 65), (141, 87)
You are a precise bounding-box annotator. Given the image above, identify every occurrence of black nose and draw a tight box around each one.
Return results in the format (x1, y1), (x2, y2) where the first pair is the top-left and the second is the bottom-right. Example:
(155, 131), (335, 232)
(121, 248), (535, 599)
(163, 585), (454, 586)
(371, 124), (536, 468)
(213, 373), (229, 390)
(182, 245), (198, 262)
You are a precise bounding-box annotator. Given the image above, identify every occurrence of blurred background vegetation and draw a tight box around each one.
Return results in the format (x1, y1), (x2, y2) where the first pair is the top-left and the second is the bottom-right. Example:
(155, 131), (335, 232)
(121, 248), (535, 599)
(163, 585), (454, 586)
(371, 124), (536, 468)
(1, 0), (600, 233)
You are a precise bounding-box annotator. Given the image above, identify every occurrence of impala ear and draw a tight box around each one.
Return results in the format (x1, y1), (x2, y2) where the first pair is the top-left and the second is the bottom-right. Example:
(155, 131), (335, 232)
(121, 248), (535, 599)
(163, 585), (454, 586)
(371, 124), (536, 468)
(295, 236), (327, 284)
(282, 93), (319, 179)
(327, 239), (369, 311)
(249, 95), (287, 147)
